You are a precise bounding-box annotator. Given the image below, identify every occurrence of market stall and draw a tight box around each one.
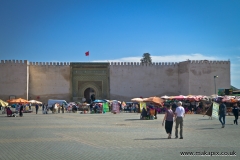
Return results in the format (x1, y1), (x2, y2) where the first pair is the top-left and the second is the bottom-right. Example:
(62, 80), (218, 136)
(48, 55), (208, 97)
(77, 102), (90, 113)
(111, 100), (120, 114)
(6, 98), (30, 114)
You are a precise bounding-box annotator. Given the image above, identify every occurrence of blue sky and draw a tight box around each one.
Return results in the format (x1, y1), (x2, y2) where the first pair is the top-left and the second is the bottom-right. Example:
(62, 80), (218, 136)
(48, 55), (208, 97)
(0, 0), (239, 88)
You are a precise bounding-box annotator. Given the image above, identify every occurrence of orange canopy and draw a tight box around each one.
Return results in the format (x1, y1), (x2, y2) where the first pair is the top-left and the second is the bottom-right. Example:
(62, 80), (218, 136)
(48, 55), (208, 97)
(7, 98), (29, 104)
(143, 96), (164, 105)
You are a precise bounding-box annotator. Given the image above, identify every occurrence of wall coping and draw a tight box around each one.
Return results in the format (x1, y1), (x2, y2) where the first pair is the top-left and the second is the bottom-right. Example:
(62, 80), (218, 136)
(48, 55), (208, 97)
(0, 60), (230, 65)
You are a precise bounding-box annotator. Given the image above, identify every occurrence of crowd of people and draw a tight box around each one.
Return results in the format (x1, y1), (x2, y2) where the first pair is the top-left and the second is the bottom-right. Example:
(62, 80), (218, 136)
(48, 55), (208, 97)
(160, 98), (239, 139)
(2, 96), (239, 141)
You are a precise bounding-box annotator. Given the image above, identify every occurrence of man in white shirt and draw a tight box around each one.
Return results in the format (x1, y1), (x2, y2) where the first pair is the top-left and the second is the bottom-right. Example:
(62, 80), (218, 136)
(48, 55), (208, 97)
(174, 101), (185, 139)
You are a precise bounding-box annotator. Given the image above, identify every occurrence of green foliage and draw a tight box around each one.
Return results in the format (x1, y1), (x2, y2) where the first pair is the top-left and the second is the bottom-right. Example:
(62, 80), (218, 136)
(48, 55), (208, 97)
(231, 85), (238, 91)
(140, 53), (152, 64)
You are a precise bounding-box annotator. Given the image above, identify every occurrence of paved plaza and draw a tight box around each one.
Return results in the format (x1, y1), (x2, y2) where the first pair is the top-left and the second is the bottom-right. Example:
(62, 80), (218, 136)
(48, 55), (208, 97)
(0, 110), (239, 160)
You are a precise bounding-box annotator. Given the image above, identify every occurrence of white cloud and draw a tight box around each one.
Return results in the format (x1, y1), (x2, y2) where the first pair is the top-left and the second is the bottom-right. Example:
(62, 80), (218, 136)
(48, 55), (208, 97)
(92, 53), (221, 62)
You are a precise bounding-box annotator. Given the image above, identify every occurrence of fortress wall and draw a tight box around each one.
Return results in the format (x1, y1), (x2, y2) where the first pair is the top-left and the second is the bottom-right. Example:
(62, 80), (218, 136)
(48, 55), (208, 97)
(109, 62), (179, 101)
(29, 62), (71, 103)
(178, 61), (190, 96)
(0, 60), (29, 101)
(0, 60), (231, 103)
(189, 60), (230, 96)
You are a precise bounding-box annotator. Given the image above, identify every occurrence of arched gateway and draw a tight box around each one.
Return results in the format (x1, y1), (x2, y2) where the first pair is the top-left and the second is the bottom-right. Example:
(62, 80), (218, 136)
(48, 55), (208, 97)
(71, 63), (110, 102)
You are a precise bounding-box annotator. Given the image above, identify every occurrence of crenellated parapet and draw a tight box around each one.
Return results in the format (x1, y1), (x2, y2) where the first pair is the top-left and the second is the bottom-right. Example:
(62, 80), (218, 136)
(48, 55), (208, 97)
(0, 60), (230, 66)
(109, 62), (178, 66)
(0, 60), (28, 64)
(29, 62), (70, 66)
(190, 60), (230, 64)
(0, 60), (71, 66)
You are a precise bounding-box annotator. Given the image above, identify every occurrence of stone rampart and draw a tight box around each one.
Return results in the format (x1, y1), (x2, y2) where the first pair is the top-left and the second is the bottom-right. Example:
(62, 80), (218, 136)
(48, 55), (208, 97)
(109, 62), (178, 66)
(28, 63), (71, 103)
(190, 60), (230, 64)
(109, 62), (179, 101)
(189, 60), (230, 96)
(0, 60), (29, 100)
(0, 60), (231, 102)
(29, 62), (70, 65)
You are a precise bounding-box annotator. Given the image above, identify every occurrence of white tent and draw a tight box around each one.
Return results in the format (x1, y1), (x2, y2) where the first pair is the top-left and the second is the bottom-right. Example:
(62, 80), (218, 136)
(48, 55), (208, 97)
(29, 100), (42, 104)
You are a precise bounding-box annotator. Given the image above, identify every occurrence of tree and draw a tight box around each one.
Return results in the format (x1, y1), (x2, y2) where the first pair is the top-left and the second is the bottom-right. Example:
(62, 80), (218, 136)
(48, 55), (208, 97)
(140, 53), (152, 64)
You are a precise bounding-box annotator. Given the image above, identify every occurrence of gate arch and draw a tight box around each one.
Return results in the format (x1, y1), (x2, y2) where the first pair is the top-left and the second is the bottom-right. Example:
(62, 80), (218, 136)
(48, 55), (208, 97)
(78, 82), (101, 99)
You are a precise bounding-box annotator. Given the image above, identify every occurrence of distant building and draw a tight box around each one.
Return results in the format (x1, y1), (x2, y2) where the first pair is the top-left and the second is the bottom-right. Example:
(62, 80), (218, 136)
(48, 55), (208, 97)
(0, 60), (230, 102)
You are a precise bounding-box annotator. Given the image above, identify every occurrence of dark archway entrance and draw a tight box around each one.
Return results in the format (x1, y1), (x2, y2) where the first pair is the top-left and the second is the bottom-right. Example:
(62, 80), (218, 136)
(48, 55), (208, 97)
(84, 88), (95, 103)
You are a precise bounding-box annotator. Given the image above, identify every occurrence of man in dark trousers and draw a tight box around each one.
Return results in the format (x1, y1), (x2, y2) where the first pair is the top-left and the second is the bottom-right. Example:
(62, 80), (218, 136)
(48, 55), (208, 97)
(232, 103), (239, 125)
(35, 104), (39, 114)
(218, 98), (226, 128)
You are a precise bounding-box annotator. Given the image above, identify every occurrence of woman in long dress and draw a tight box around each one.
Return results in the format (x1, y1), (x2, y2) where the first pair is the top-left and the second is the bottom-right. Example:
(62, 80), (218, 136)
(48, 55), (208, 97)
(162, 105), (174, 139)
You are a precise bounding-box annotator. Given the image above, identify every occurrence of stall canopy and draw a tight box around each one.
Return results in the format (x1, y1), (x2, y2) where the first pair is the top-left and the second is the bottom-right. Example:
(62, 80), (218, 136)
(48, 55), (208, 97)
(93, 99), (107, 103)
(29, 100), (42, 104)
(221, 96), (239, 103)
(161, 95), (170, 99)
(0, 99), (8, 107)
(131, 98), (144, 102)
(7, 98), (29, 104)
(171, 95), (186, 100)
(143, 96), (164, 105)
(185, 95), (201, 101)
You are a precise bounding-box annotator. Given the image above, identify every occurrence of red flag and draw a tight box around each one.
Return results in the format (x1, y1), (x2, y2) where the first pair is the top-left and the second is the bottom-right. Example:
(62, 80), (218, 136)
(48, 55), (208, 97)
(85, 51), (89, 56)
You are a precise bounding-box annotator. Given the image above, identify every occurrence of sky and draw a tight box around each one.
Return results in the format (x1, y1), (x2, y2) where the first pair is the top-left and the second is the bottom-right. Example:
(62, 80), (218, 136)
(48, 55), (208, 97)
(0, 0), (239, 88)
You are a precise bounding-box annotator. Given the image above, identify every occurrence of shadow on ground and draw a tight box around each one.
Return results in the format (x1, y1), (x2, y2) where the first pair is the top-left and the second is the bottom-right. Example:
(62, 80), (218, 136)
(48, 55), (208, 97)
(196, 128), (215, 130)
(134, 138), (169, 140)
(125, 119), (140, 121)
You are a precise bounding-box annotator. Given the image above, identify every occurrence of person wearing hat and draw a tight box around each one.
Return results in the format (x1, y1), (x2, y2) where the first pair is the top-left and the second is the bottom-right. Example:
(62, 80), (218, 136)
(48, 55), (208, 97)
(218, 98), (226, 128)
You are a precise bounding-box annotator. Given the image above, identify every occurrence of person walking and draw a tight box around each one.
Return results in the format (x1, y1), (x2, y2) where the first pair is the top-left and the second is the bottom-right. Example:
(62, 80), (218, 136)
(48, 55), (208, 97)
(219, 98), (226, 128)
(35, 104), (39, 114)
(162, 105), (174, 139)
(19, 104), (23, 117)
(42, 103), (45, 114)
(171, 102), (177, 113)
(232, 103), (239, 125)
(45, 104), (48, 114)
(61, 104), (64, 113)
(174, 101), (185, 139)
(58, 104), (60, 113)
(52, 104), (55, 114)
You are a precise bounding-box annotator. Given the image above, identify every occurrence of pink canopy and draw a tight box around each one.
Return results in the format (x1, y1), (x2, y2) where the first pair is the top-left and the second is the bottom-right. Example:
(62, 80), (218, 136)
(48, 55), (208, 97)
(185, 95), (200, 101)
(172, 95), (186, 100)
